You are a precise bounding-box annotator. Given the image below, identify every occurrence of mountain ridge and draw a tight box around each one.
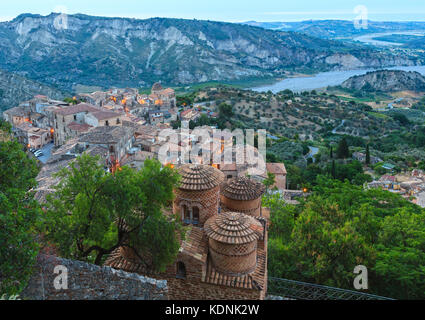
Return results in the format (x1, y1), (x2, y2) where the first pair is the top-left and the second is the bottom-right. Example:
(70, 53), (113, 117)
(0, 68), (68, 113)
(0, 13), (421, 92)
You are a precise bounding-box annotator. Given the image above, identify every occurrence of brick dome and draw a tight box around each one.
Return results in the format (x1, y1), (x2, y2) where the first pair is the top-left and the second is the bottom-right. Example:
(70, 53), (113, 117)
(204, 212), (263, 275)
(152, 82), (163, 91)
(178, 164), (224, 191)
(204, 212), (262, 244)
(221, 177), (265, 201)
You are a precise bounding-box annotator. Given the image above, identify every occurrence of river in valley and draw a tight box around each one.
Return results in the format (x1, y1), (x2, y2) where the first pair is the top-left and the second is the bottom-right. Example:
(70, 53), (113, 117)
(251, 65), (425, 93)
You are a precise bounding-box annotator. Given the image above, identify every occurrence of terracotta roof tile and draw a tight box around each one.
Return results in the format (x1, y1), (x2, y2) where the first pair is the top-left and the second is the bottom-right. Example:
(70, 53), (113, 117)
(221, 176), (265, 201)
(204, 212), (263, 245)
(178, 164), (224, 191)
(266, 163), (287, 175)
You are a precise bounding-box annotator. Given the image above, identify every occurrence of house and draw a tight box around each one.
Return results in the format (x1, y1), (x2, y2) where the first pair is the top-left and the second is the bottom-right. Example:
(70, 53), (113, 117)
(14, 122), (51, 149)
(352, 152), (382, 165)
(352, 152), (366, 162)
(78, 126), (135, 168)
(265, 163), (287, 190)
(84, 110), (124, 127)
(180, 109), (200, 122)
(52, 103), (124, 146)
(52, 103), (101, 146)
(150, 83), (176, 108)
(3, 106), (29, 126)
(148, 110), (164, 125)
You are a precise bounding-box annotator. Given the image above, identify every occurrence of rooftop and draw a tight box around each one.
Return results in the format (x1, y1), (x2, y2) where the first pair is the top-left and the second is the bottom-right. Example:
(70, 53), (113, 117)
(152, 82), (163, 91)
(54, 103), (101, 116)
(67, 122), (93, 132)
(90, 110), (122, 120)
(178, 164), (224, 191)
(79, 126), (134, 144)
(221, 176), (266, 201)
(204, 212), (263, 245)
(266, 163), (287, 175)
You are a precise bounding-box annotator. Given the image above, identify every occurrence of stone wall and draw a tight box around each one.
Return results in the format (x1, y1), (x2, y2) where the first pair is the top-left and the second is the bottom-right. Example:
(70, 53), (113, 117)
(21, 255), (168, 300)
(165, 278), (264, 300)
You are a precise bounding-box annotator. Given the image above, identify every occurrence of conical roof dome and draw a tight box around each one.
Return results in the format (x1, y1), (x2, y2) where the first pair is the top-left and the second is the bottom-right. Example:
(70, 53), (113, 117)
(178, 164), (224, 191)
(204, 212), (262, 244)
(152, 82), (163, 91)
(221, 176), (265, 201)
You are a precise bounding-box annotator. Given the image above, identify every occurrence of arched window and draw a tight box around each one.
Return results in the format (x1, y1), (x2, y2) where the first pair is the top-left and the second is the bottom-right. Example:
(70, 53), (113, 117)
(182, 205), (190, 224)
(192, 207), (199, 225)
(176, 262), (186, 279)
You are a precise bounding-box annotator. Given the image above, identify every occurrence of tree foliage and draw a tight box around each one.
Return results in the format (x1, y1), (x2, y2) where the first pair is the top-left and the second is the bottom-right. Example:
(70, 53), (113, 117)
(0, 138), (40, 295)
(42, 155), (183, 272)
(336, 137), (350, 159)
(266, 176), (425, 299)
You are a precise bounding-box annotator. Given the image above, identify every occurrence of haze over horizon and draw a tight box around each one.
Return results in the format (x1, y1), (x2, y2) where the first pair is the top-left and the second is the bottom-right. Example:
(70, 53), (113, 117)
(1, 0), (425, 23)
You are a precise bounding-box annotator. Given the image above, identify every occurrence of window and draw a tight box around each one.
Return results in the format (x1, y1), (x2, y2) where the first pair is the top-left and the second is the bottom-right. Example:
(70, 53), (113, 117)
(74, 115), (77, 121)
(182, 205), (200, 225)
(109, 146), (115, 153)
(192, 207), (199, 225)
(105, 120), (109, 126)
(176, 262), (186, 279)
(182, 205), (190, 224)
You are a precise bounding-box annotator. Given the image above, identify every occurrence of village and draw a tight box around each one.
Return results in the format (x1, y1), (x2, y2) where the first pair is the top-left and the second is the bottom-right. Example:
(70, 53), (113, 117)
(3, 83), (425, 300)
(2, 83), (289, 204)
(3, 82), (425, 209)
(2, 83), (291, 300)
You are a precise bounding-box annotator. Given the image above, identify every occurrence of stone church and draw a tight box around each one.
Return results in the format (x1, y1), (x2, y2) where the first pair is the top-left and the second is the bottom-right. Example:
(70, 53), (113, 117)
(105, 164), (268, 300)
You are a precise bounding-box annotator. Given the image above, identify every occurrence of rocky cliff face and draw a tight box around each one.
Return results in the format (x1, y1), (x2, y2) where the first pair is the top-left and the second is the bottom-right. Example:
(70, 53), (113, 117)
(0, 69), (67, 112)
(341, 70), (425, 92)
(0, 13), (419, 91)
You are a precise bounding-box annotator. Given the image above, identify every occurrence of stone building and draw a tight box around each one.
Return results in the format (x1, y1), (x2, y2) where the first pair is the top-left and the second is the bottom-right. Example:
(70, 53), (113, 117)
(14, 122), (51, 149)
(105, 164), (268, 300)
(150, 82), (176, 108)
(2, 106), (29, 126)
(52, 103), (124, 146)
(53, 103), (100, 146)
(78, 126), (135, 168)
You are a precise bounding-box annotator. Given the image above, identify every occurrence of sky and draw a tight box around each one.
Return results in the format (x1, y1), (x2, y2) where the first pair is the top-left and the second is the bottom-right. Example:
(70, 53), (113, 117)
(0, 0), (424, 22)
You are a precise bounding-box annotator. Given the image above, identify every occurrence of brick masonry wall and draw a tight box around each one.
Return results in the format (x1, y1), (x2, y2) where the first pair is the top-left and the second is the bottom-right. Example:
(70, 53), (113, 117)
(21, 254), (168, 300)
(173, 185), (220, 227)
(209, 239), (257, 275)
(221, 196), (262, 216)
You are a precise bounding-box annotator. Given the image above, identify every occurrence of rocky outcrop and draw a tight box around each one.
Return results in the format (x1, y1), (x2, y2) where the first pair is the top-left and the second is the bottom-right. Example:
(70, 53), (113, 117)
(0, 13), (419, 91)
(341, 70), (425, 92)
